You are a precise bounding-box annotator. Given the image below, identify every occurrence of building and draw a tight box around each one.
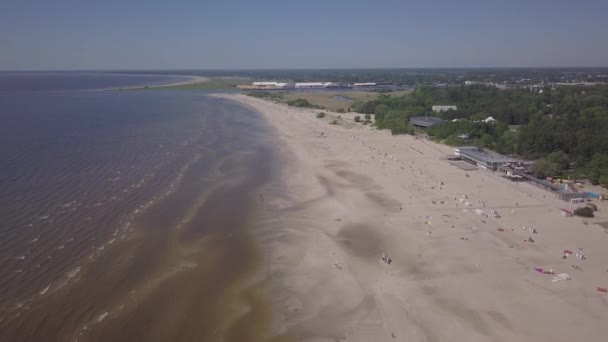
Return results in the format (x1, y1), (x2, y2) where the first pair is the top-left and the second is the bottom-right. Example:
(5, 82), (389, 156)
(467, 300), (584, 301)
(295, 82), (333, 89)
(456, 147), (591, 203)
(353, 82), (377, 88)
(432, 105), (457, 112)
(455, 147), (519, 171)
(240, 82), (294, 90)
(496, 164), (526, 181)
(410, 116), (447, 128)
(324, 83), (351, 89)
(252, 82), (280, 87)
(497, 164), (587, 202)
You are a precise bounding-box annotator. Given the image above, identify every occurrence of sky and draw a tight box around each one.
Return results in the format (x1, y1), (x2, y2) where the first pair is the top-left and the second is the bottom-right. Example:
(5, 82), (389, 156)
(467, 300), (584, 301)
(1, 0), (607, 70)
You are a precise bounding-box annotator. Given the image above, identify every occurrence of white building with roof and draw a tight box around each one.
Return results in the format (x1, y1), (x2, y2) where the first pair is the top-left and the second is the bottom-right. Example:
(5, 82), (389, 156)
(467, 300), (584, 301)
(432, 105), (457, 112)
(353, 82), (376, 87)
(252, 82), (280, 86)
(294, 82), (333, 89)
(250, 82), (293, 89)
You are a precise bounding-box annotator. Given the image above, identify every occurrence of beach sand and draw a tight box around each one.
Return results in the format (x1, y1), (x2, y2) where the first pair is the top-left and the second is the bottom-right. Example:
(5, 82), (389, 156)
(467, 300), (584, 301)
(116, 75), (210, 89)
(149, 75), (209, 87)
(221, 94), (608, 342)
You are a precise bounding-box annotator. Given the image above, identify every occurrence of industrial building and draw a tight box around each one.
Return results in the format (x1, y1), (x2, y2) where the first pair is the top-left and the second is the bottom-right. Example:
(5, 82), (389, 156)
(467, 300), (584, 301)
(410, 116), (447, 128)
(294, 82), (333, 89)
(353, 82), (377, 88)
(455, 147), (519, 171)
(252, 82), (281, 87)
(238, 82), (294, 90)
(324, 83), (351, 89)
(240, 81), (391, 90)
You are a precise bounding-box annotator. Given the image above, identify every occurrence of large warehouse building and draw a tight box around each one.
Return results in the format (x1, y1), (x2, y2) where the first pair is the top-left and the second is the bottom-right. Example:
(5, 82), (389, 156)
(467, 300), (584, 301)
(237, 82), (295, 90)
(251, 82), (294, 89)
(294, 82), (334, 89)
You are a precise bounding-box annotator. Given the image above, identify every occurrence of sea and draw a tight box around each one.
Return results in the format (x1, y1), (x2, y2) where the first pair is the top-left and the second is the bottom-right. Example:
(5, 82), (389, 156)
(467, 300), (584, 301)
(0, 72), (278, 341)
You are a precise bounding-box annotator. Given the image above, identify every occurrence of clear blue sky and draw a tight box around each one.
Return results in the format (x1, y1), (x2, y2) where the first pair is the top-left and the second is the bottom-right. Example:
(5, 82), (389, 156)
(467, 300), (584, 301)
(1, 0), (607, 70)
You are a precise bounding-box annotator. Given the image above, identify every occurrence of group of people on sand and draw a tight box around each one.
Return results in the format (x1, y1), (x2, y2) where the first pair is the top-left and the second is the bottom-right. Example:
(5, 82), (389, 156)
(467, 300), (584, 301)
(381, 253), (392, 265)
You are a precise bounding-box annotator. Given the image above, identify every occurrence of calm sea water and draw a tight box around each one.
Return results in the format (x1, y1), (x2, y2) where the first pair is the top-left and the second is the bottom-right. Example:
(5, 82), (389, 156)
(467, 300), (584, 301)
(0, 73), (277, 341)
(0, 72), (191, 92)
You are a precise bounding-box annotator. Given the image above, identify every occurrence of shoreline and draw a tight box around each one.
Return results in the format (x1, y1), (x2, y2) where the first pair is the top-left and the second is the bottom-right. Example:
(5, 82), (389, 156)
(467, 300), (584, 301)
(220, 94), (608, 342)
(110, 75), (210, 90)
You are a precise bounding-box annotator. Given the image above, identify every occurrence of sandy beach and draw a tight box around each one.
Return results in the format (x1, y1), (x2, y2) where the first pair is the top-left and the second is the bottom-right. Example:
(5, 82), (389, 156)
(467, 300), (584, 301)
(114, 75), (210, 89)
(220, 94), (608, 342)
(149, 75), (209, 87)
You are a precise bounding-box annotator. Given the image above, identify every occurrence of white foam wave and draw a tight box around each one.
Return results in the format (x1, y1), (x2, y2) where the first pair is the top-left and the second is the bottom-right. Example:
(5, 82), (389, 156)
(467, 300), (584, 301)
(39, 285), (51, 296)
(95, 312), (108, 323)
(67, 267), (81, 279)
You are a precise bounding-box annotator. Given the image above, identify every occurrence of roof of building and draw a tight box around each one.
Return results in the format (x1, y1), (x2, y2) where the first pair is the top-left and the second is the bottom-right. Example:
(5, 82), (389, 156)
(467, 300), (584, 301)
(432, 105), (457, 112)
(456, 146), (519, 164)
(295, 82), (332, 87)
(410, 116), (447, 127)
(252, 81), (279, 86)
(250, 81), (291, 88)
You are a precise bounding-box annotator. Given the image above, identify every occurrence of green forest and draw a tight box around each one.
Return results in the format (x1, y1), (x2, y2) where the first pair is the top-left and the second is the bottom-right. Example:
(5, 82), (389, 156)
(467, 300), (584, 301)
(352, 85), (608, 188)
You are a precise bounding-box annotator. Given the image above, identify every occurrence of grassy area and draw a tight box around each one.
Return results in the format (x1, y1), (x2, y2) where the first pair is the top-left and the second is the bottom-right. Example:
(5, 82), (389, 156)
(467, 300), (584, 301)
(280, 90), (411, 111)
(118, 77), (251, 91)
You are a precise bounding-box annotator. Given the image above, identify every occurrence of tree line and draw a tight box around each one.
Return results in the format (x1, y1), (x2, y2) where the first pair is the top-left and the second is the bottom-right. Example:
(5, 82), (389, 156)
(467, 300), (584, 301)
(352, 85), (608, 188)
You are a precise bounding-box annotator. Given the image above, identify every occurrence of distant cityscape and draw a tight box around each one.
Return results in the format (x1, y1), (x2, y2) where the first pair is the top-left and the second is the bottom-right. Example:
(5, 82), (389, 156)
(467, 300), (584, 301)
(237, 81), (394, 90)
(119, 68), (608, 90)
(232, 68), (608, 91)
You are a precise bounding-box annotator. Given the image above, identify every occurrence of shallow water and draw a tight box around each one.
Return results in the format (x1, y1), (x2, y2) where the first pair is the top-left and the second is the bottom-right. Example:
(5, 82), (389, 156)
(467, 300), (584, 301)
(0, 74), (280, 341)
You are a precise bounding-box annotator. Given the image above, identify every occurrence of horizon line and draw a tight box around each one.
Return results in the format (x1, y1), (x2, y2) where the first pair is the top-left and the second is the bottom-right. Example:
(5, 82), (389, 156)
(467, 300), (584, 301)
(2, 66), (608, 73)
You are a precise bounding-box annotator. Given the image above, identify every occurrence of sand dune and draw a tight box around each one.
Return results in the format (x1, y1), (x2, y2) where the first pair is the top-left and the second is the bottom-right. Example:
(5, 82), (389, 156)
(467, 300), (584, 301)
(221, 94), (608, 342)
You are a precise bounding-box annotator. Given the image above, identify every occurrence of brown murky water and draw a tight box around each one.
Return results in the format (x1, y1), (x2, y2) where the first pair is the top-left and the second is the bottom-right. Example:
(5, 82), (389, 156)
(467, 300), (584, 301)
(0, 80), (285, 341)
